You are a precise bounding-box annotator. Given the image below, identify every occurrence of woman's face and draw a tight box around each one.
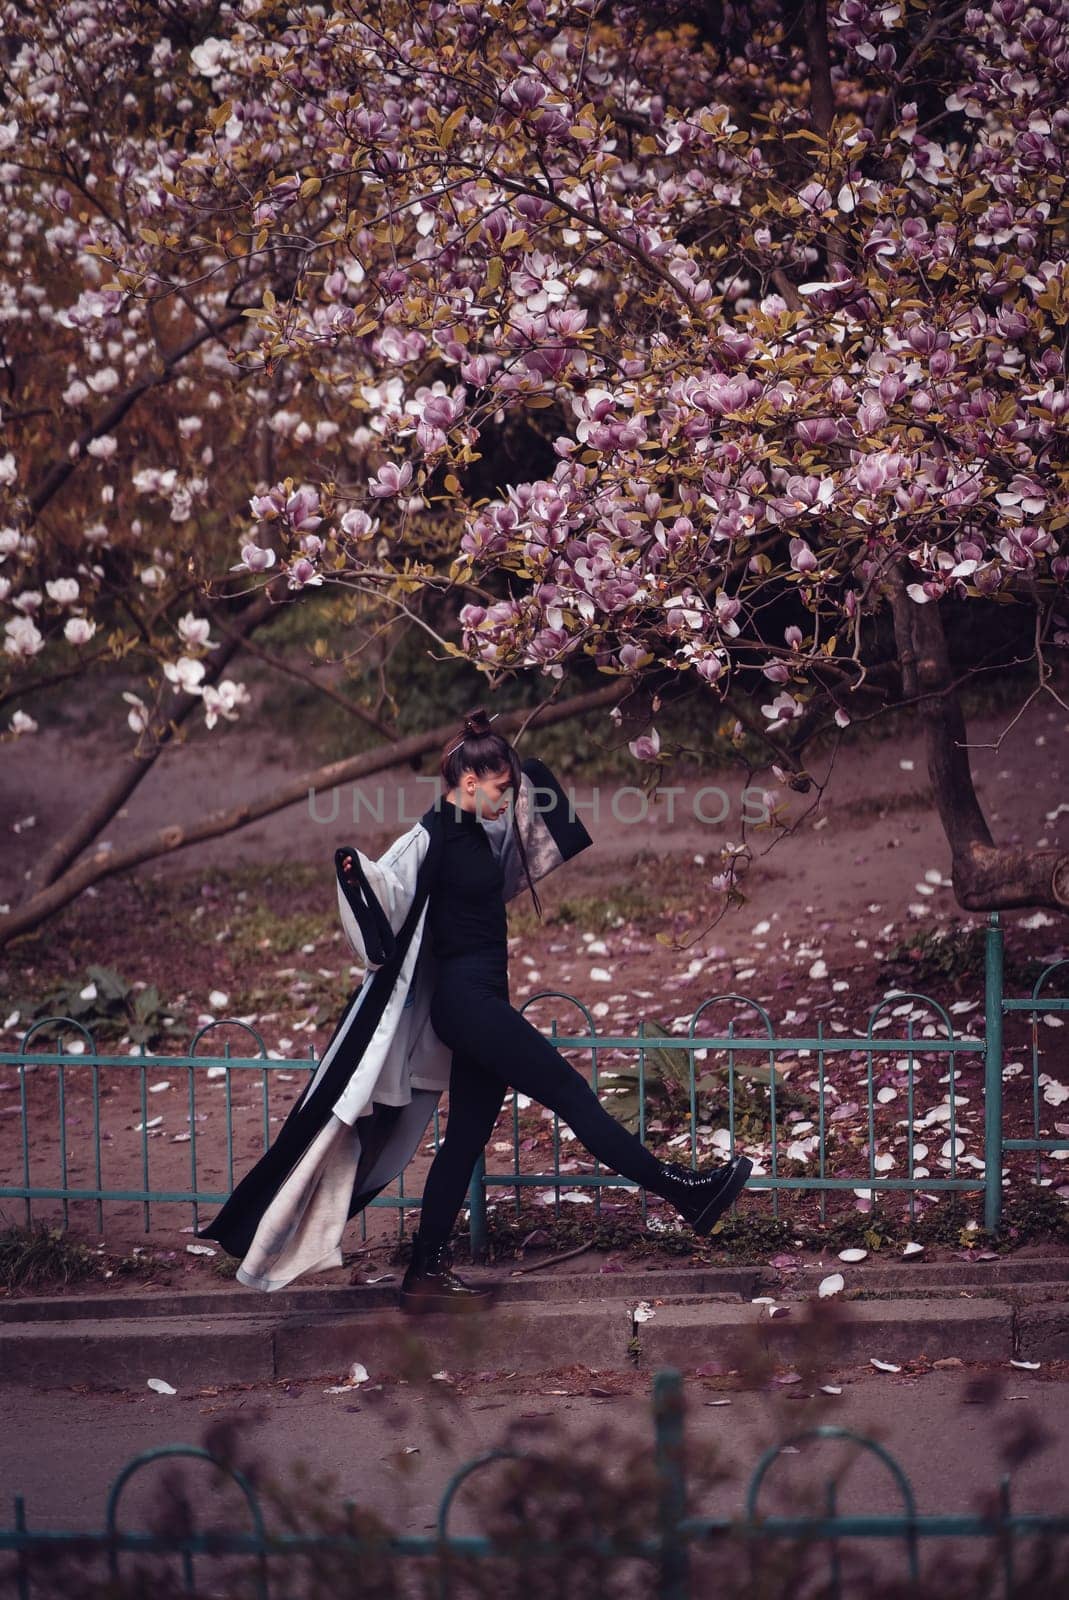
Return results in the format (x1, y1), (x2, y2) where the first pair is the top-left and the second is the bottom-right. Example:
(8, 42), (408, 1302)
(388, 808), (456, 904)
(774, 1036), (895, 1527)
(463, 765), (513, 820)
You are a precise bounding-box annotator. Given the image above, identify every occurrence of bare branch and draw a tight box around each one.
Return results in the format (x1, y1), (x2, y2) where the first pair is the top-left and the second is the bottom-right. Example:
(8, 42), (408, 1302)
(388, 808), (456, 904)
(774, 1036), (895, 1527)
(0, 681), (627, 948)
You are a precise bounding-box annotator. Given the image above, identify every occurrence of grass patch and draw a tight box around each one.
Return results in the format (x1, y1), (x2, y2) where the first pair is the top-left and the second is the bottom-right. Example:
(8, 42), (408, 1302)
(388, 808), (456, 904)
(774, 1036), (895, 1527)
(0, 1224), (99, 1291)
(228, 905), (332, 959)
(509, 847), (706, 937)
(999, 1187), (1069, 1245)
(836, 786), (934, 820)
(444, 1190), (1059, 1264)
(885, 925), (1051, 991)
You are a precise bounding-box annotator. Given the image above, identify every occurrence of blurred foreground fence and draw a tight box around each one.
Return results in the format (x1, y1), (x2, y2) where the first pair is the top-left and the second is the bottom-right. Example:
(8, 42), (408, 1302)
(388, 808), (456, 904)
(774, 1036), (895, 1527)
(2, 914), (1067, 1246)
(2, 1371), (1068, 1600)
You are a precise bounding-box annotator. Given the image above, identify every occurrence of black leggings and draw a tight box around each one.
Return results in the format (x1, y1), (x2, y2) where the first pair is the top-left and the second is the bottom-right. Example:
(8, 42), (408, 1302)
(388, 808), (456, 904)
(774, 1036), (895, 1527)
(419, 951), (666, 1247)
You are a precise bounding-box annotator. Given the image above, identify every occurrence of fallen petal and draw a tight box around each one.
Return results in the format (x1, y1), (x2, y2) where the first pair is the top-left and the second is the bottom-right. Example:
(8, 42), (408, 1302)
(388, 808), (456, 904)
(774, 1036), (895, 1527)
(838, 1248), (867, 1263)
(147, 1378), (177, 1395)
(869, 1358), (901, 1373)
(819, 1273), (845, 1298)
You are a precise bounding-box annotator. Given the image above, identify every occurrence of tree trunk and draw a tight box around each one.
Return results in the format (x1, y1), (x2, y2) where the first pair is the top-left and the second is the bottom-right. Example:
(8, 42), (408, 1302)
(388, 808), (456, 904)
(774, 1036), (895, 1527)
(887, 559), (1069, 913)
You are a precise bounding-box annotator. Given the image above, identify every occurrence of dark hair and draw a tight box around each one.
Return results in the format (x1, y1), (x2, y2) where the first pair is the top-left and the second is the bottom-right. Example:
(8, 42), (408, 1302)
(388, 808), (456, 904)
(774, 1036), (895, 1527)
(439, 706), (543, 919)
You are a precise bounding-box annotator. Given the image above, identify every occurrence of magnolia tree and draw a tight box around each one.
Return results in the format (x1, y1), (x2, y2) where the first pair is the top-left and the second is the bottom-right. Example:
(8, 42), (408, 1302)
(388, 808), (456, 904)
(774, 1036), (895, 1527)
(2, 0), (1069, 947)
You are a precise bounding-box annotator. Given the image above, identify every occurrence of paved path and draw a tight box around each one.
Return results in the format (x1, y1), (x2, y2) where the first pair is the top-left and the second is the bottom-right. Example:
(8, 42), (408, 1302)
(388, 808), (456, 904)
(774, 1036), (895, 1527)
(4, 1366), (1068, 1539)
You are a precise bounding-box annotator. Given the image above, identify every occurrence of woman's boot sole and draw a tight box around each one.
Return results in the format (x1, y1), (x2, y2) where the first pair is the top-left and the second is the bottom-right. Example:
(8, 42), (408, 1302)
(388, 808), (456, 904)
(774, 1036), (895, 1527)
(399, 1288), (495, 1315)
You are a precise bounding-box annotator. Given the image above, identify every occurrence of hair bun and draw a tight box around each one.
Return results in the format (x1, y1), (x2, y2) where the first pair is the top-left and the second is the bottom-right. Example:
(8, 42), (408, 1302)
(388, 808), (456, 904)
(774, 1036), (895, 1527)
(464, 707), (492, 736)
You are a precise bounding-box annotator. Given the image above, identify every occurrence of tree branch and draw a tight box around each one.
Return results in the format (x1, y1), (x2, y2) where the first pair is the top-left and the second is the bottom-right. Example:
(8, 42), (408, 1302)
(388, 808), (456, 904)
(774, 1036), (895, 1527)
(0, 681), (627, 948)
(803, 0), (835, 136)
(210, 613), (403, 745)
(20, 577), (285, 899)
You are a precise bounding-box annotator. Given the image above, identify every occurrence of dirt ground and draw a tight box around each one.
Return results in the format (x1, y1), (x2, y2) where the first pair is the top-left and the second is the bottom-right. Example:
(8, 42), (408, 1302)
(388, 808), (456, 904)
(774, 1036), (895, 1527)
(1, 679), (1068, 1274)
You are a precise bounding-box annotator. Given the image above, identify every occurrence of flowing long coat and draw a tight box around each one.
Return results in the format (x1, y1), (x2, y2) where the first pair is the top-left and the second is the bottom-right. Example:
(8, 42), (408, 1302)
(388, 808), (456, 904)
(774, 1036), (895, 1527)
(197, 757), (592, 1290)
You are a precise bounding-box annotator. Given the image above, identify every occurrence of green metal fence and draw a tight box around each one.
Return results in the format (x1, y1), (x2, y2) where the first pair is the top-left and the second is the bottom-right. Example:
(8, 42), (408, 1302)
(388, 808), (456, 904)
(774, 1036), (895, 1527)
(2, 1370), (1067, 1598)
(1, 913), (1066, 1248)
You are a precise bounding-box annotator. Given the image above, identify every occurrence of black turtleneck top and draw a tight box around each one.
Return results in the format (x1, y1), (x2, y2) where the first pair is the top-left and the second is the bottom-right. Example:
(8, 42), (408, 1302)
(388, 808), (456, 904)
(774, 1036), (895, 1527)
(426, 802), (509, 961)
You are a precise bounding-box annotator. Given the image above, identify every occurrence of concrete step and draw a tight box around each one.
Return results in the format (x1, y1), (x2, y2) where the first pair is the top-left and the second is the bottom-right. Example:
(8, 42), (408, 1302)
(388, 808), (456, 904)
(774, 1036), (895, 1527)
(2, 1292), (1053, 1391)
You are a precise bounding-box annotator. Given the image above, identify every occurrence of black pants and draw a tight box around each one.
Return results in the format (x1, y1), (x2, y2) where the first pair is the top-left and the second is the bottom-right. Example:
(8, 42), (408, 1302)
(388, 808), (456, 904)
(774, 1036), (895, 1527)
(419, 950), (666, 1248)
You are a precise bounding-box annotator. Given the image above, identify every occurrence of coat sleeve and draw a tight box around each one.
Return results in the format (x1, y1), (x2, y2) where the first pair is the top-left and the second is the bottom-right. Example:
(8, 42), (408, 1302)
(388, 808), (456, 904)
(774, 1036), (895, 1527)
(335, 821), (432, 973)
(486, 756), (593, 902)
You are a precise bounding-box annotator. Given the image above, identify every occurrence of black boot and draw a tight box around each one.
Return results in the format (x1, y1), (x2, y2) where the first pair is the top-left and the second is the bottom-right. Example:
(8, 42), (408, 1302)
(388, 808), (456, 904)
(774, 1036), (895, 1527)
(652, 1155), (753, 1237)
(399, 1231), (496, 1315)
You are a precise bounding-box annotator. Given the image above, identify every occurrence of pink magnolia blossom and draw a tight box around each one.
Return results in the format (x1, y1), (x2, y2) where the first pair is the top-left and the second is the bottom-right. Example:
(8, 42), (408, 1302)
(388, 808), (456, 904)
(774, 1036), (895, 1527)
(368, 461), (413, 498)
(628, 727), (661, 761)
(231, 543), (277, 573)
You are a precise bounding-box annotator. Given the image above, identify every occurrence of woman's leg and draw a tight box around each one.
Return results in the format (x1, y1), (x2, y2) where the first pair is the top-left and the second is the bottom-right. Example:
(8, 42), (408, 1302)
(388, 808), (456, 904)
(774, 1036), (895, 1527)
(433, 988), (666, 1192)
(416, 1048), (507, 1247)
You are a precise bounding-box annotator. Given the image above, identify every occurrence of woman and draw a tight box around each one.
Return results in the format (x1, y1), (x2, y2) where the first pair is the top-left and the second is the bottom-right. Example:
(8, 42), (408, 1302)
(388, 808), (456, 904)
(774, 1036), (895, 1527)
(343, 706), (752, 1313)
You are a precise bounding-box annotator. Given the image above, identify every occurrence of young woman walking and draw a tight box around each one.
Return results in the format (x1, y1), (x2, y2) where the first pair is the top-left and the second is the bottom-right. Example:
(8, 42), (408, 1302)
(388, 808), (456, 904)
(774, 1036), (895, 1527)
(341, 707), (752, 1313)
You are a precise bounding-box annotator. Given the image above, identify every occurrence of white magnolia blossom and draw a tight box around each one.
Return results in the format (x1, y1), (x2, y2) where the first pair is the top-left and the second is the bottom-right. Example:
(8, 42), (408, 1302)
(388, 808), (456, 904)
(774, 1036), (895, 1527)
(12, 589), (42, 614)
(132, 467), (178, 495)
(9, 709), (38, 736)
(63, 616), (96, 645)
(0, 578), (10, 603)
(86, 367), (120, 394)
(62, 379), (90, 407)
(46, 577), (80, 605)
(85, 434), (117, 460)
(163, 656), (207, 694)
(122, 691), (149, 734)
(4, 616), (44, 658)
(190, 37), (231, 76)
(0, 528), (19, 556)
(177, 612), (212, 648)
(202, 678), (251, 729)
(0, 452), (16, 487)
(139, 564), (166, 588)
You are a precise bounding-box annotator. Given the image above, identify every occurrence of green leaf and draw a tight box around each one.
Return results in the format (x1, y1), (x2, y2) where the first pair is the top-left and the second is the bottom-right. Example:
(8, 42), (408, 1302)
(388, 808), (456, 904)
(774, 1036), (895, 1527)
(87, 966), (130, 1002)
(134, 986), (160, 1022)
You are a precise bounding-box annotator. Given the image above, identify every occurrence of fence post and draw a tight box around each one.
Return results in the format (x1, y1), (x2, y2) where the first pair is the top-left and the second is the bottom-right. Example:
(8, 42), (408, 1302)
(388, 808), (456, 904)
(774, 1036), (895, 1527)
(468, 1152), (488, 1262)
(984, 911), (1004, 1235)
(653, 1368), (689, 1600)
